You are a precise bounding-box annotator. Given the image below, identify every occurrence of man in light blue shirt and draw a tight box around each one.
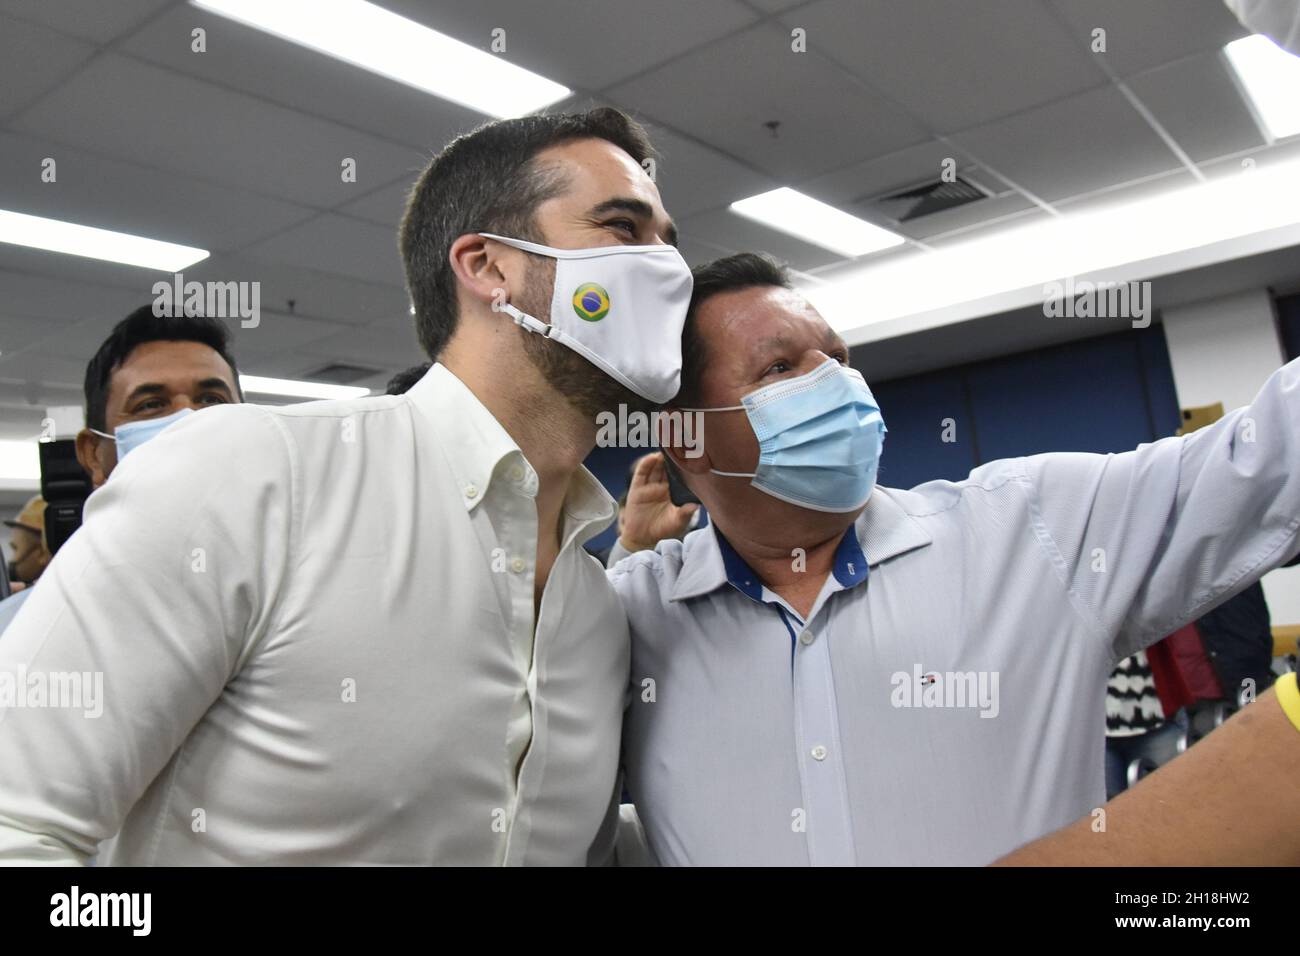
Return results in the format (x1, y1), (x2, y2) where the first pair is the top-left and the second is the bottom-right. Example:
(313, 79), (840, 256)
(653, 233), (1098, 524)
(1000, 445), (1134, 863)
(607, 252), (1300, 866)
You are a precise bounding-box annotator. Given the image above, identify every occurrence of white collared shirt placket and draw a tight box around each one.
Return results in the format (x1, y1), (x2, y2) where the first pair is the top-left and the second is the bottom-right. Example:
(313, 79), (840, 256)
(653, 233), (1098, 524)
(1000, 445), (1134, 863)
(469, 450), (545, 863)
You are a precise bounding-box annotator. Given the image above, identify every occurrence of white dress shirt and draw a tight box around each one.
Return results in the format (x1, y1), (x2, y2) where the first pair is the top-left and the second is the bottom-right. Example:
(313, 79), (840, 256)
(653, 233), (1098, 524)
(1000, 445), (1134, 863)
(0, 363), (627, 865)
(610, 357), (1300, 866)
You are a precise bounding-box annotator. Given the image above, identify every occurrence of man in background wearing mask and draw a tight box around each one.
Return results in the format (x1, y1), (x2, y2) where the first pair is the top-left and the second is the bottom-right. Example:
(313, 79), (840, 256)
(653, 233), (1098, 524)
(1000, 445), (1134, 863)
(0, 310), (242, 640)
(0, 107), (690, 865)
(608, 252), (1300, 866)
(75, 306), (244, 489)
(0, 496), (51, 634)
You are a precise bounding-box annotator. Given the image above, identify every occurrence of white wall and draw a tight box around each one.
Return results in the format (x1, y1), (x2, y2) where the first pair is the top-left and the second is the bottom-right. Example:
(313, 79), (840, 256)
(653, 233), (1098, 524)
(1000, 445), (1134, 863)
(1162, 288), (1300, 626)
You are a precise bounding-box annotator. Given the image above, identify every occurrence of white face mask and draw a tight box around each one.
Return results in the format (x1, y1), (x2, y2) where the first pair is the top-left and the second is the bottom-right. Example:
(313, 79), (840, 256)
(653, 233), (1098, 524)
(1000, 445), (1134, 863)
(479, 233), (693, 404)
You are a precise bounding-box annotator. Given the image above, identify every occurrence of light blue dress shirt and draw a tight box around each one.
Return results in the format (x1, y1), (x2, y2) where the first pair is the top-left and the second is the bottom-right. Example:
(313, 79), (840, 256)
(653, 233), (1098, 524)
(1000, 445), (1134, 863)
(609, 357), (1300, 866)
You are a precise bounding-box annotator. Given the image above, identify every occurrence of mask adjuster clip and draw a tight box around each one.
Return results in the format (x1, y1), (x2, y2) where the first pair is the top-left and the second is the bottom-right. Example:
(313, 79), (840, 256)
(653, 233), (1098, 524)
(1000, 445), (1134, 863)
(502, 303), (557, 339)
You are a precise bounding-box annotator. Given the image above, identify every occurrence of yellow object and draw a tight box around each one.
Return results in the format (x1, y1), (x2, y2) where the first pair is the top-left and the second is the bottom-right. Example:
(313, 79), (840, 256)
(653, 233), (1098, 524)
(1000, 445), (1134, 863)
(1176, 402), (1225, 436)
(1277, 672), (1300, 735)
(1275, 625), (1300, 658)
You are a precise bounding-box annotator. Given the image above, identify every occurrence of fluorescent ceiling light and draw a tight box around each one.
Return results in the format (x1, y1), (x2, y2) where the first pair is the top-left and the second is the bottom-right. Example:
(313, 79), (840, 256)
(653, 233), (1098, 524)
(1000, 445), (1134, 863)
(240, 375), (370, 401)
(0, 210), (208, 271)
(1225, 34), (1300, 140)
(192, 0), (570, 118)
(0, 441), (39, 482)
(805, 152), (1300, 334)
(730, 187), (907, 258)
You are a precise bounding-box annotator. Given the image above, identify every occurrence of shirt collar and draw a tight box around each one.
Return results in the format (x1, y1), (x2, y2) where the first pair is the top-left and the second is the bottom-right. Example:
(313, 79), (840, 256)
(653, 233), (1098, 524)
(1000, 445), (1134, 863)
(406, 363), (522, 511)
(669, 487), (930, 603)
(405, 363), (616, 546)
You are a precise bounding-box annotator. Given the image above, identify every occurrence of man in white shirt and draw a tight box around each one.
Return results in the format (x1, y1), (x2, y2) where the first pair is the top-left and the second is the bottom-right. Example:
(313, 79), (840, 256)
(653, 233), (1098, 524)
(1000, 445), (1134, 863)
(0, 107), (689, 865)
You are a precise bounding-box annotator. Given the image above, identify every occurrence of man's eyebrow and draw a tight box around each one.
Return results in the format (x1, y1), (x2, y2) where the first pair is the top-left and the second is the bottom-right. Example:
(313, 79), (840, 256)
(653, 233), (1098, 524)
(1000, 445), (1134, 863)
(123, 378), (234, 404)
(587, 197), (678, 246)
(122, 383), (167, 404)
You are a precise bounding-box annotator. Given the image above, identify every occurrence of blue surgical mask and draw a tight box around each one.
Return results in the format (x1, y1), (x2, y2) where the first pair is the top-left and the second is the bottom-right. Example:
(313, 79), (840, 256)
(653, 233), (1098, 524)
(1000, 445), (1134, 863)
(90, 407), (195, 461)
(685, 359), (887, 513)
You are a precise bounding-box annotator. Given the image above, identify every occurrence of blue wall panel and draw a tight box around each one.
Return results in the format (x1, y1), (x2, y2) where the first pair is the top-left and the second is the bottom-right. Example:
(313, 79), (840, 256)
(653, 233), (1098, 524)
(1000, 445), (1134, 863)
(868, 370), (978, 489)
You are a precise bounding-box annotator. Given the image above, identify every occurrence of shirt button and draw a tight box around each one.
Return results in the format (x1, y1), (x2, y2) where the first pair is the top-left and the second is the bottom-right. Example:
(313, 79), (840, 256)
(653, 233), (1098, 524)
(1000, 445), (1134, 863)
(508, 465), (524, 483)
(464, 483), (478, 499)
(799, 629), (816, 645)
(510, 557), (527, 573)
(811, 745), (828, 761)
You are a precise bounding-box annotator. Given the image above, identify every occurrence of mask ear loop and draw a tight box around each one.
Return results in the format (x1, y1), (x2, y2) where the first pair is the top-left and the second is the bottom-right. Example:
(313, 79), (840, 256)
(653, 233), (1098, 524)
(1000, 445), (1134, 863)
(479, 235), (562, 341)
(674, 404), (756, 478)
(88, 428), (115, 441)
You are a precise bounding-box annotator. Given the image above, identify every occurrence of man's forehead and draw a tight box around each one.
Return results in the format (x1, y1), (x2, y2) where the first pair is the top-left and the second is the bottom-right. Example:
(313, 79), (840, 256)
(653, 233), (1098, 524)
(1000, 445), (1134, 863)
(536, 138), (662, 209)
(110, 340), (234, 391)
(707, 285), (833, 344)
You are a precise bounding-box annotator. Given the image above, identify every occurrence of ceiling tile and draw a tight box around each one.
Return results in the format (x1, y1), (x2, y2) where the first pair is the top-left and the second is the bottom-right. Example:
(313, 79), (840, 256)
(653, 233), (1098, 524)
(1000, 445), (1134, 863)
(0, 0), (173, 43)
(1125, 51), (1265, 164)
(11, 54), (431, 210)
(224, 309), (353, 358)
(242, 213), (407, 287)
(0, 349), (88, 388)
(1048, 0), (1248, 77)
(0, 130), (318, 252)
(799, 140), (986, 207)
(0, 270), (148, 324)
(606, 22), (929, 181)
(0, 313), (67, 355)
(296, 319), (424, 373)
(1199, 136), (1300, 179)
(638, 124), (777, 219)
(121, 5), (487, 152)
(0, 242), (167, 292)
(381, 0), (760, 92)
(1051, 167), (1200, 215)
(949, 85), (1185, 203)
(0, 14), (96, 121)
(790, 0), (1109, 132)
(338, 178), (417, 229)
(184, 254), (411, 327)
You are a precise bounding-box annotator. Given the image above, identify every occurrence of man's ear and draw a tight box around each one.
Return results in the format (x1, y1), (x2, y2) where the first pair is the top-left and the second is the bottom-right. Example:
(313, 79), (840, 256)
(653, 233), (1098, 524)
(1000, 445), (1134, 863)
(75, 428), (110, 489)
(448, 233), (515, 314)
(657, 406), (711, 476)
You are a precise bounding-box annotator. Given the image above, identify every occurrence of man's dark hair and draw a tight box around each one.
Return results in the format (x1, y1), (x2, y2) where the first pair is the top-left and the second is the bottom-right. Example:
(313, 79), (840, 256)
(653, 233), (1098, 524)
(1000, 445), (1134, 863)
(386, 363), (432, 396)
(677, 252), (793, 407)
(83, 306), (242, 432)
(400, 107), (655, 361)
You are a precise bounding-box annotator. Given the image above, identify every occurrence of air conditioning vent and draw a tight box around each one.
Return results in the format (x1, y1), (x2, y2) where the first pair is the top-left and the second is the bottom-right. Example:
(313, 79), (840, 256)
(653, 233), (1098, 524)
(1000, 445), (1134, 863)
(866, 175), (991, 223)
